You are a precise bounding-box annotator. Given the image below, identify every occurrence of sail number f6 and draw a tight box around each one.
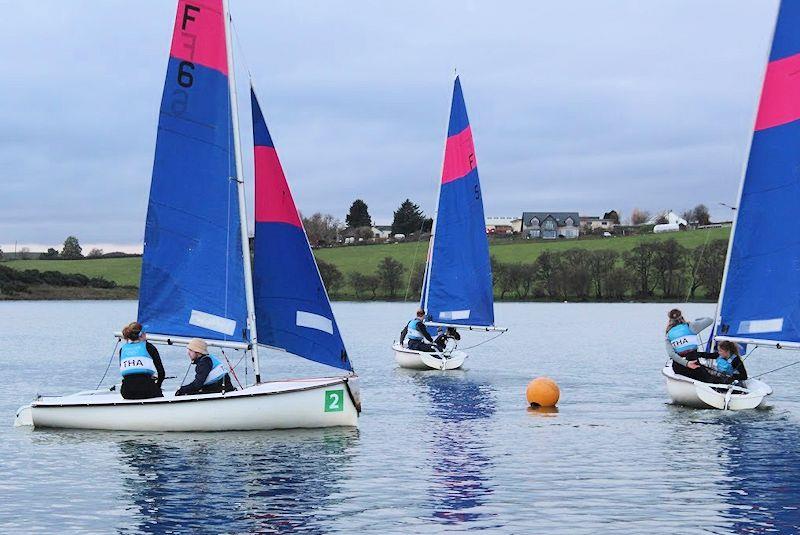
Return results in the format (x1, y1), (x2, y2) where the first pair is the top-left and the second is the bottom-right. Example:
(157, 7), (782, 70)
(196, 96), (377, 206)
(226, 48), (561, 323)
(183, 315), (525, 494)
(324, 389), (344, 412)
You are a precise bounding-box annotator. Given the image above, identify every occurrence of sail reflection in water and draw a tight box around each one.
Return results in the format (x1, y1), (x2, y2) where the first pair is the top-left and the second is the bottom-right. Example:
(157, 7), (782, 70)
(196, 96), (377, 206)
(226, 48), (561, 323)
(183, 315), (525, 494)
(115, 431), (357, 533)
(415, 373), (500, 527)
(720, 413), (800, 532)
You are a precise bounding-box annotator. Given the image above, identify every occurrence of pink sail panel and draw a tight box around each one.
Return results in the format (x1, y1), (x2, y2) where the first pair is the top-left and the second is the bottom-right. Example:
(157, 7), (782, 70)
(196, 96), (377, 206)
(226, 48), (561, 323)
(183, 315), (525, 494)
(441, 126), (477, 184)
(169, 0), (228, 76)
(254, 146), (302, 227)
(755, 52), (800, 131)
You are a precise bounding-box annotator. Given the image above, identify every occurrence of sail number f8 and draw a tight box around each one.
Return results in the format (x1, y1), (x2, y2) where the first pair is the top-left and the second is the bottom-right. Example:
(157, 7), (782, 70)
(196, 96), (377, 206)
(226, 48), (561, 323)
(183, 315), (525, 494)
(324, 389), (344, 412)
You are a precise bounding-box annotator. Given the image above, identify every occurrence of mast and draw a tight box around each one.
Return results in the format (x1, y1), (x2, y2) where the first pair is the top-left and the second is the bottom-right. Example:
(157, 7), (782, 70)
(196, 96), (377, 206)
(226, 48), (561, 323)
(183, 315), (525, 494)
(223, 0), (261, 383)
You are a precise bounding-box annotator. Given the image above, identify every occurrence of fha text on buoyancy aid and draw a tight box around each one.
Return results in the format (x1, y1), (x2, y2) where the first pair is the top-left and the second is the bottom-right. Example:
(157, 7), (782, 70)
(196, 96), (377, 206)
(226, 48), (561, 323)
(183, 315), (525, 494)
(667, 323), (701, 354)
(119, 341), (157, 377)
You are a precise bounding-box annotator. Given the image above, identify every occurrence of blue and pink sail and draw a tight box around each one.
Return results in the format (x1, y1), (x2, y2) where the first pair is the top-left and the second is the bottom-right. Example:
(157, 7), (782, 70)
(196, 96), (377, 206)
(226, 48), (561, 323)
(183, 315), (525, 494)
(422, 76), (496, 328)
(251, 88), (352, 371)
(717, 1), (800, 347)
(138, 0), (351, 371)
(139, 0), (248, 343)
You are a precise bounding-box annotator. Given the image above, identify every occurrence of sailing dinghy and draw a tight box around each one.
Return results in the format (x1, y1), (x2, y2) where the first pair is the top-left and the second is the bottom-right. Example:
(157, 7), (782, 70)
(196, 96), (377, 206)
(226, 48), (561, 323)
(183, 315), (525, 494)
(15, 0), (359, 431)
(660, 2), (800, 409)
(393, 76), (506, 371)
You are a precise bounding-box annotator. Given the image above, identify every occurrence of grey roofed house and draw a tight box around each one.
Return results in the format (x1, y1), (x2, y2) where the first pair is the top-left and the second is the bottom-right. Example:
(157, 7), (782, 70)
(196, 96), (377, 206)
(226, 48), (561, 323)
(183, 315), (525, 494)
(521, 212), (580, 239)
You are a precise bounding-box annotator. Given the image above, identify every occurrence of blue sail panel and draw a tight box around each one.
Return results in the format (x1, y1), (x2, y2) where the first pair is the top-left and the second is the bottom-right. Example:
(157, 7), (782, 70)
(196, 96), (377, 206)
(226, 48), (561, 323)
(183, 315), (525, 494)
(138, 2), (248, 342)
(425, 77), (495, 327)
(719, 2), (800, 345)
(251, 89), (352, 371)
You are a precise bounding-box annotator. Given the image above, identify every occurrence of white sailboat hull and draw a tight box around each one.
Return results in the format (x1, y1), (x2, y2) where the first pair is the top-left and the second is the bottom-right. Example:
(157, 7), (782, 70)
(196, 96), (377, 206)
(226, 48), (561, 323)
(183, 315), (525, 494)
(14, 376), (360, 431)
(661, 365), (771, 410)
(392, 343), (467, 370)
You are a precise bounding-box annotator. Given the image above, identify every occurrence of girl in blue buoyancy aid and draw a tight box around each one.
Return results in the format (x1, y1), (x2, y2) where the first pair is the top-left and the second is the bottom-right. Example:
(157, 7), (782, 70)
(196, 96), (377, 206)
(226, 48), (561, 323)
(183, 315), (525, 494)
(697, 340), (748, 382)
(665, 309), (728, 383)
(119, 322), (165, 399)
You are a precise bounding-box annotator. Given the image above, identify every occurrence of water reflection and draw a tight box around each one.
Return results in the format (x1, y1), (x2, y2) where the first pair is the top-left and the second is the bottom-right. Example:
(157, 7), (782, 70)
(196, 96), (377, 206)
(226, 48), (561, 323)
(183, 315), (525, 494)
(111, 430), (358, 534)
(720, 412), (800, 533)
(412, 371), (500, 528)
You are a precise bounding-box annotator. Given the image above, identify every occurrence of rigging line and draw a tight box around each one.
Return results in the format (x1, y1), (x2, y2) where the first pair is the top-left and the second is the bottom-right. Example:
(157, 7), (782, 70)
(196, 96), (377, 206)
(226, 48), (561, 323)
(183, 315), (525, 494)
(751, 359), (800, 379)
(95, 339), (121, 390)
(221, 349), (243, 390)
(684, 227), (714, 303)
(230, 16), (253, 80)
(402, 217), (430, 302)
(458, 330), (507, 351)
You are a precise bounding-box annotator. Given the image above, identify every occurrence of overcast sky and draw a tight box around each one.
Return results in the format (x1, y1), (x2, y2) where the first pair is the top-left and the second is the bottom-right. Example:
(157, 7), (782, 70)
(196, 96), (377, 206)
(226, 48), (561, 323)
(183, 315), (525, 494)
(0, 0), (778, 251)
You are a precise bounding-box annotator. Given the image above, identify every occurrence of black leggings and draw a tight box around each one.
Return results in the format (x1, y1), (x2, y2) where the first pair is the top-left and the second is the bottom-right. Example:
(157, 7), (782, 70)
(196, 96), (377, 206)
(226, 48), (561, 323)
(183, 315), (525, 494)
(408, 339), (436, 352)
(121, 374), (163, 399)
(672, 351), (733, 384)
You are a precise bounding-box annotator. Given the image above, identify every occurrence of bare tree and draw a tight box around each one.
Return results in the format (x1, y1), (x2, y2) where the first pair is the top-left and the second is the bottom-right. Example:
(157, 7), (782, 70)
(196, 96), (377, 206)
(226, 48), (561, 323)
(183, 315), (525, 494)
(630, 208), (650, 226)
(302, 213), (341, 246)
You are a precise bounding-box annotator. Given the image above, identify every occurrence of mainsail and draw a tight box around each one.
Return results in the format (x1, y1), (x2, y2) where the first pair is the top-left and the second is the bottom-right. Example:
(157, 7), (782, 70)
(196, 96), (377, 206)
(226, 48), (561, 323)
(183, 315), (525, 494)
(717, 1), (800, 348)
(422, 76), (495, 327)
(138, 0), (248, 342)
(251, 88), (352, 371)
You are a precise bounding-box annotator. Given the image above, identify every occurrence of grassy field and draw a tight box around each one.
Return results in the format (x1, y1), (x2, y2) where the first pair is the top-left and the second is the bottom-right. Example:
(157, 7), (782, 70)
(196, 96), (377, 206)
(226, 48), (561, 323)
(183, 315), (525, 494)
(7, 257), (141, 286)
(3, 227), (729, 295)
(315, 226), (730, 277)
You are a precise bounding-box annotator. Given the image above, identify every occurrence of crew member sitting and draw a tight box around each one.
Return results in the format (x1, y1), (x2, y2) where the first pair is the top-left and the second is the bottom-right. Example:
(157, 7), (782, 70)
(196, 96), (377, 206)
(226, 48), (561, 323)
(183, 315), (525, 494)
(665, 308), (724, 383)
(698, 340), (748, 382)
(435, 326), (460, 351)
(175, 338), (236, 396)
(400, 309), (436, 352)
(119, 321), (165, 400)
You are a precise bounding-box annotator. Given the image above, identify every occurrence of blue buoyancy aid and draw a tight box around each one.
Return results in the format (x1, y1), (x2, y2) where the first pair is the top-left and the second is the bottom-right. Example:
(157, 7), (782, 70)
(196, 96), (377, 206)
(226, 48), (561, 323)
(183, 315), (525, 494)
(119, 341), (157, 377)
(715, 356), (735, 375)
(667, 323), (700, 354)
(203, 354), (228, 386)
(406, 319), (424, 340)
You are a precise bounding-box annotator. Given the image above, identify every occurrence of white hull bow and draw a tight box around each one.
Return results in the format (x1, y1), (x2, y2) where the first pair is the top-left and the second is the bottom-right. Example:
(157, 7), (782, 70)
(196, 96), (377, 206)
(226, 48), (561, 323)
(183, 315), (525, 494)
(15, 376), (360, 431)
(392, 343), (466, 370)
(661, 365), (771, 410)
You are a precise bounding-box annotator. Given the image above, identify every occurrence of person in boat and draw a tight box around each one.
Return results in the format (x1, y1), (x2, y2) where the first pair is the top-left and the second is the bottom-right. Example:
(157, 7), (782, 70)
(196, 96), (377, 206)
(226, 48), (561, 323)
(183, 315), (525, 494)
(175, 338), (236, 396)
(664, 309), (726, 383)
(400, 308), (436, 352)
(119, 321), (165, 400)
(434, 326), (460, 351)
(713, 340), (748, 381)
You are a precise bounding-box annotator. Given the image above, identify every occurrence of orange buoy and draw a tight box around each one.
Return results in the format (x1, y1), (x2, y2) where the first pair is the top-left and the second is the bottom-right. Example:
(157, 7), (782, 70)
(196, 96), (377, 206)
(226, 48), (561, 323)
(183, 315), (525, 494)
(526, 377), (560, 408)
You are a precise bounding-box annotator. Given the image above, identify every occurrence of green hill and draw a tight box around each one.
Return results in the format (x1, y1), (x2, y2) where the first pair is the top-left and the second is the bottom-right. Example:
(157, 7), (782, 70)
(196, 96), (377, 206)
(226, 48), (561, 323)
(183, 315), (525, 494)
(3, 227), (729, 298)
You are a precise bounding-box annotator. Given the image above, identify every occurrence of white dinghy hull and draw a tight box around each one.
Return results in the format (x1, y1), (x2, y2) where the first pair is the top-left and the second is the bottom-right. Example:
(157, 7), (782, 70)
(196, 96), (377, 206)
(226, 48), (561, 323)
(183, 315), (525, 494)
(661, 365), (771, 410)
(15, 377), (360, 431)
(392, 343), (466, 370)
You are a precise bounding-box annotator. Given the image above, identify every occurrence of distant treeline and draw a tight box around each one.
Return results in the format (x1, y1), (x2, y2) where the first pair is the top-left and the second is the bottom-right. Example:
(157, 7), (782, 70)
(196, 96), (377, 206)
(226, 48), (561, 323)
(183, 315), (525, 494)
(316, 238), (727, 301)
(0, 265), (117, 295)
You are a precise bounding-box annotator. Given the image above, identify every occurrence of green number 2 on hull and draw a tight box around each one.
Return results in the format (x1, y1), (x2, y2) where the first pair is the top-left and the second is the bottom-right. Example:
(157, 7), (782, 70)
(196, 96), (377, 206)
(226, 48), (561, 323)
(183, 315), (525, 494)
(324, 389), (344, 412)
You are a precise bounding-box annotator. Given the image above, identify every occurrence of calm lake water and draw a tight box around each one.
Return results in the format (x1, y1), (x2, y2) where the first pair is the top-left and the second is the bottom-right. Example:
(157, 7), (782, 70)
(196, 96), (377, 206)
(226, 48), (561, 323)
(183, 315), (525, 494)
(1, 301), (799, 534)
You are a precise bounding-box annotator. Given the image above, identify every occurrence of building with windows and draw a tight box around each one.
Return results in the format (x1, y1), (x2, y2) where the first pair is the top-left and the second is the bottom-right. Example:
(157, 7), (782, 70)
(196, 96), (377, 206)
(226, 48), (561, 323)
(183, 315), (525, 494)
(485, 216), (522, 234)
(521, 212), (580, 239)
(579, 216), (617, 232)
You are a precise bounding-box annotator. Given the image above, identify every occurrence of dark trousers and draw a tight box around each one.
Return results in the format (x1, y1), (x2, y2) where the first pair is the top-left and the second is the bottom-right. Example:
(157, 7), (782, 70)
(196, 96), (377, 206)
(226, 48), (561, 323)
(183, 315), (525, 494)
(199, 375), (237, 395)
(408, 339), (436, 352)
(121, 374), (163, 400)
(672, 351), (732, 384)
